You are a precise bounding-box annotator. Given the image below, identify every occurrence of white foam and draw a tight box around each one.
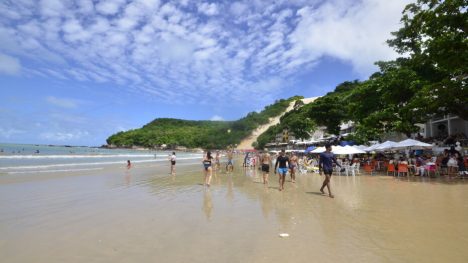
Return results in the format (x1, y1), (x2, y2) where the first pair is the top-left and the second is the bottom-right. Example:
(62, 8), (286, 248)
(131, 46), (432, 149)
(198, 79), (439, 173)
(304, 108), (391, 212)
(0, 154), (157, 159)
(0, 156), (202, 170)
(7, 168), (104, 174)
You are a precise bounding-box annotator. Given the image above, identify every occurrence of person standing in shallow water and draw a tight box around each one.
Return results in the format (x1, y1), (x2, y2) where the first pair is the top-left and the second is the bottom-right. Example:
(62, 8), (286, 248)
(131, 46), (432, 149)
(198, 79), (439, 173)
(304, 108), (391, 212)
(170, 152), (176, 175)
(274, 149), (289, 191)
(319, 144), (342, 198)
(203, 151), (214, 187)
(126, 160), (132, 169)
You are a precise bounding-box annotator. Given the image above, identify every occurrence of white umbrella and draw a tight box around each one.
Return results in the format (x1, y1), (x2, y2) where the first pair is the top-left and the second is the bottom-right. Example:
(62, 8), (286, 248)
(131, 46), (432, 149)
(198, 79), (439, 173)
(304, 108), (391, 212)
(364, 143), (381, 152)
(334, 145), (366, 155)
(392, 139), (433, 150)
(374, 141), (397, 152)
(355, 145), (369, 151)
(311, 147), (326, 153)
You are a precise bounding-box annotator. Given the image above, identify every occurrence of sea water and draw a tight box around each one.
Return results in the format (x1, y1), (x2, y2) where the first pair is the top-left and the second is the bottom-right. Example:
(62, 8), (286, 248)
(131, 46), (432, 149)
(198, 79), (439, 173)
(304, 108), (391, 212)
(0, 143), (203, 174)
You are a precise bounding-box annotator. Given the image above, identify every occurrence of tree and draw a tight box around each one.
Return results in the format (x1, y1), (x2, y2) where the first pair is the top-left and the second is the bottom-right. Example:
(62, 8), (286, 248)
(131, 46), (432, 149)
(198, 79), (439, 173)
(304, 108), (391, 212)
(387, 0), (468, 119)
(281, 110), (316, 140)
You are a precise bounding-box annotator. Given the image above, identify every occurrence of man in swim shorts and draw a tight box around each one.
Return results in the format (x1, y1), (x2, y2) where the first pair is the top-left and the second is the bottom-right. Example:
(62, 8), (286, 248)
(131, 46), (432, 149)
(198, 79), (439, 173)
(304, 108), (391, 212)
(260, 151), (271, 185)
(226, 150), (234, 172)
(274, 149), (289, 191)
(319, 144), (342, 198)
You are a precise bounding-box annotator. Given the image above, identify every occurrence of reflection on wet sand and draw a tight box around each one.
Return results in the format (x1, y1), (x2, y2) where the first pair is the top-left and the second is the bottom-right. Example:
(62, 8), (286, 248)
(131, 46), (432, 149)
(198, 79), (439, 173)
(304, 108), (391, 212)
(1, 160), (468, 263)
(202, 189), (213, 221)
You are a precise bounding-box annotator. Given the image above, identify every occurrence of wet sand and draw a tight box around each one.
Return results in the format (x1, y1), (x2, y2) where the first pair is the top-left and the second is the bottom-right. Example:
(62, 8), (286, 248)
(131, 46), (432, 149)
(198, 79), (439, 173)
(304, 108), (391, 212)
(1, 160), (468, 263)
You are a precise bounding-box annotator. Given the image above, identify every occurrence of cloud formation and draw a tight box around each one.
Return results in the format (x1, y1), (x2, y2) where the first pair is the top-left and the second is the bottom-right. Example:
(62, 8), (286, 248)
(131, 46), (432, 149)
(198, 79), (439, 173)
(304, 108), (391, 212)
(0, 0), (412, 104)
(46, 96), (80, 109)
(0, 53), (21, 75)
(210, 115), (224, 121)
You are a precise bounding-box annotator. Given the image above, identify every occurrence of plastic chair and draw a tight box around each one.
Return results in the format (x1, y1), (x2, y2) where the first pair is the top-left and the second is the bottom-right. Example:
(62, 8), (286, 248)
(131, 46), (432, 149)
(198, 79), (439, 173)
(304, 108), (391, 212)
(425, 164), (438, 177)
(397, 164), (409, 177)
(387, 164), (395, 176)
(355, 162), (360, 174)
(347, 163), (359, 176)
(363, 164), (374, 175)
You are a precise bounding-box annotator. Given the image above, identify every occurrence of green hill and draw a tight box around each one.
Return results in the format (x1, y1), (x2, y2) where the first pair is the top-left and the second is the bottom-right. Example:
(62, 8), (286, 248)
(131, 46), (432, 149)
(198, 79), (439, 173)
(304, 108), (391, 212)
(106, 96), (303, 149)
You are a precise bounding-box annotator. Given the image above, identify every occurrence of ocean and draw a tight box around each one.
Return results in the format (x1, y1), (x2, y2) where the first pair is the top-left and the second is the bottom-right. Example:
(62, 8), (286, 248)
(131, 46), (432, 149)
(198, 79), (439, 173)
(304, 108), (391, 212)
(0, 143), (203, 174)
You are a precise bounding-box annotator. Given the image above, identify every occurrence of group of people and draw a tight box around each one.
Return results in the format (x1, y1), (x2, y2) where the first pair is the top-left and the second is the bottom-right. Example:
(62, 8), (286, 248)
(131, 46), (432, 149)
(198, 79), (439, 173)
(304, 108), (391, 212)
(202, 150), (235, 187)
(256, 144), (340, 197)
(365, 145), (466, 177)
(197, 145), (341, 197)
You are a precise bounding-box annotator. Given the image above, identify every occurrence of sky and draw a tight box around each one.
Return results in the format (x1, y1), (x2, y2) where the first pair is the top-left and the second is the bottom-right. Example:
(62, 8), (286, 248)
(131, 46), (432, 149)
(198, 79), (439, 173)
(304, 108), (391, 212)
(0, 0), (412, 146)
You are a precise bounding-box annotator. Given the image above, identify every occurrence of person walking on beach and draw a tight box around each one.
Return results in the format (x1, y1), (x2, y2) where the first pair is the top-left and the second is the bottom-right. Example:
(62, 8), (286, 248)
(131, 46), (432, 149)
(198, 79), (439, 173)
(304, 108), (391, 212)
(289, 152), (298, 183)
(203, 151), (214, 187)
(319, 144), (342, 198)
(214, 151), (220, 171)
(170, 152), (176, 175)
(261, 151), (272, 185)
(226, 150), (234, 172)
(274, 149), (289, 191)
(127, 160), (132, 169)
(243, 152), (249, 167)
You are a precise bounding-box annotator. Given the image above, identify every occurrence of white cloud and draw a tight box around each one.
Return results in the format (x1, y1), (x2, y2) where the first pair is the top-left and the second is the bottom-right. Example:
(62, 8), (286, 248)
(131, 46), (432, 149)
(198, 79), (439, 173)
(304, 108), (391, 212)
(40, 131), (90, 141)
(0, 0), (412, 106)
(230, 2), (248, 16)
(289, 0), (411, 76)
(0, 127), (25, 138)
(0, 53), (21, 75)
(198, 2), (219, 16)
(45, 96), (79, 109)
(39, 0), (66, 17)
(95, 0), (125, 16)
(210, 115), (224, 121)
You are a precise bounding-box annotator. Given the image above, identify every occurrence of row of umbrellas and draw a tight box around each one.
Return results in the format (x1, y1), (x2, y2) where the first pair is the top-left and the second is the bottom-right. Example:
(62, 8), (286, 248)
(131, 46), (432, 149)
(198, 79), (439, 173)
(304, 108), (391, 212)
(308, 139), (432, 154)
(269, 139), (432, 155)
(363, 139), (432, 152)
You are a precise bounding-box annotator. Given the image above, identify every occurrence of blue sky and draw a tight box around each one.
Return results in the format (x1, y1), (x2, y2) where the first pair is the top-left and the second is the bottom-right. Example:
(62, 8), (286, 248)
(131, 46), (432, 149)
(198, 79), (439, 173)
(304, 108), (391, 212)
(0, 0), (412, 146)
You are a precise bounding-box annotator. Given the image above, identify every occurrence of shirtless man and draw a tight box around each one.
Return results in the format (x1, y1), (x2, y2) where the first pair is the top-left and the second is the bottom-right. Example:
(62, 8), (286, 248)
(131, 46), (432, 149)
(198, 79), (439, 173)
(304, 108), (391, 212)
(289, 153), (298, 183)
(274, 149), (289, 191)
(226, 150), (234, 172)
(260, 151), (272, 185)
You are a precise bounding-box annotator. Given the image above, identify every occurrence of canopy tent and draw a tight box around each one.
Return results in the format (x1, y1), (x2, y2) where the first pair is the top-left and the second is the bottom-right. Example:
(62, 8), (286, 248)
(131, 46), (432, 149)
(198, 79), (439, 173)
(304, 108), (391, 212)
(310, 145), (366, 155)
(354, 145), (369, 151)
(311, 146), (326, 153)
(305, 146), (316, 153)
(364, 143), (381, 152)
(391, 139), (433, 150)
(373, 141), (398, 152)
(295, 140), (319, 145)
(286, 149), (305, 153)
(334, 145), (367, 155)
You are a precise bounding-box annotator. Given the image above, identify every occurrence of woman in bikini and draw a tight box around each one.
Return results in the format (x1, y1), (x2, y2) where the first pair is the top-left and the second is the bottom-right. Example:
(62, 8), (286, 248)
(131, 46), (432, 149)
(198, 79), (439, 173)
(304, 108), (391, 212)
(203, 151), (214, 187)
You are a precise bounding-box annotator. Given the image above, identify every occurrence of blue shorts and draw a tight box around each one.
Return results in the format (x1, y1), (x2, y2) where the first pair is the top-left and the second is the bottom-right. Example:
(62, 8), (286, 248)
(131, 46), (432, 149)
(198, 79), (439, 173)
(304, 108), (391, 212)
(277, 167), (288, 175)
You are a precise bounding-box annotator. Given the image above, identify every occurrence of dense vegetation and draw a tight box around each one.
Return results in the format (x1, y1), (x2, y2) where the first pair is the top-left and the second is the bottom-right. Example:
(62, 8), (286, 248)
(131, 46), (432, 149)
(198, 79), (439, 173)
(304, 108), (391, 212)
(106, 96), (303, 149)
(257, 0), (467, 148)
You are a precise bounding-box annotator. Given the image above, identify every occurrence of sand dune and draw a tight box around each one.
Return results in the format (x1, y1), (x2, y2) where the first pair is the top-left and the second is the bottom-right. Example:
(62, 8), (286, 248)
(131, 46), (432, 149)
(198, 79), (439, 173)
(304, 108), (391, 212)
(236, 97), (318, 150)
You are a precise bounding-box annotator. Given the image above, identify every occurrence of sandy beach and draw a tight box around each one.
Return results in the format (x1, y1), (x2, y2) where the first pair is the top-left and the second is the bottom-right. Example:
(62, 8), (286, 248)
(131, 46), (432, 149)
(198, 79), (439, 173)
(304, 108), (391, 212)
(1, 158), (468, 263)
